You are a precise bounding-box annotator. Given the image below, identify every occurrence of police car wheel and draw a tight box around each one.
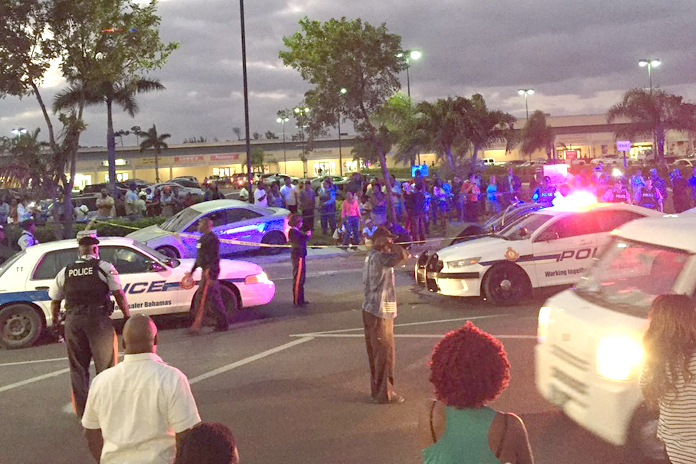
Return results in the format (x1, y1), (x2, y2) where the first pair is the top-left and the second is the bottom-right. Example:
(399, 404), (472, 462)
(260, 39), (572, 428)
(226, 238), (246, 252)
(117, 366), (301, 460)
(156, 246), (180, 259)
(625, 405), (669, 464)
(482, 263), (530, 306)
(0, 304), (43, 350)
(261, 232), (286, 255)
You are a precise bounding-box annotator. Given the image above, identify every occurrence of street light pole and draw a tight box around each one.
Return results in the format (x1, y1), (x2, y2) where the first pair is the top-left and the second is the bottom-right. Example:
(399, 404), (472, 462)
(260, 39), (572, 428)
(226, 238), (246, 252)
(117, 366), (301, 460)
(239, 0), (253, 202)
(293, 107), (310, 177)
(276, 116), (289, 173)
(639, 58), (661, 94)
(338, 87), (347, 176)
(397, 50), (421, 98)
(517, 89), (534, 120)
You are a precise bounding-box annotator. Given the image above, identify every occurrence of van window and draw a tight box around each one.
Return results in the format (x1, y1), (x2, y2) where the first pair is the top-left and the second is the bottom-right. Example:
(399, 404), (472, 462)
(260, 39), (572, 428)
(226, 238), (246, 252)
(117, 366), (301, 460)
(574, 239), (691, 317)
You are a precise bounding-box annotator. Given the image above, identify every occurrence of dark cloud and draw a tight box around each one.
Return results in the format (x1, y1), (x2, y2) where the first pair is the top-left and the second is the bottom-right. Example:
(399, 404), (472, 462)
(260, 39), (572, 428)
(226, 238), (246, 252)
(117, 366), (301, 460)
(1, 0), (695, 146)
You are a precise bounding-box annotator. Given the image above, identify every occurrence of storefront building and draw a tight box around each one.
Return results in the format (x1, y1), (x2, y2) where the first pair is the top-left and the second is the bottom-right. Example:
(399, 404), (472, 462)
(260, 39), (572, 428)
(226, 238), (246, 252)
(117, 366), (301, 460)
(69, 114), (696, 189)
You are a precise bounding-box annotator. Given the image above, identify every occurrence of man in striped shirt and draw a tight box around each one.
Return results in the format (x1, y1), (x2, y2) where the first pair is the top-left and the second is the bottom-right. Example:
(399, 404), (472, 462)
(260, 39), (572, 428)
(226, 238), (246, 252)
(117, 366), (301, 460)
(361, 228), (410, 404)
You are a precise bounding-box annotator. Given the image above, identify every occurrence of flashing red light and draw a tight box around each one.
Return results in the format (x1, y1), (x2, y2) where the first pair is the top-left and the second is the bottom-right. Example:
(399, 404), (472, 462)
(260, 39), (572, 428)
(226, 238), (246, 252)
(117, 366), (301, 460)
(552, 190), (597, 209)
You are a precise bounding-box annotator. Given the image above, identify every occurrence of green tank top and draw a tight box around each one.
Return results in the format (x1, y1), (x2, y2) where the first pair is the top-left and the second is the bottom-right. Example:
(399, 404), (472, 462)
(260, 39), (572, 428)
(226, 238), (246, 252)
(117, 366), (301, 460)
(422, 406), (503, 464)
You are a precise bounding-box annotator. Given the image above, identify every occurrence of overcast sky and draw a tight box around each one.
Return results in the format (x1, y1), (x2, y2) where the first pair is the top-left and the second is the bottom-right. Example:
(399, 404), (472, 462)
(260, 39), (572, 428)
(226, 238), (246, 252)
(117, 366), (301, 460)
(2, 0), (695, 147)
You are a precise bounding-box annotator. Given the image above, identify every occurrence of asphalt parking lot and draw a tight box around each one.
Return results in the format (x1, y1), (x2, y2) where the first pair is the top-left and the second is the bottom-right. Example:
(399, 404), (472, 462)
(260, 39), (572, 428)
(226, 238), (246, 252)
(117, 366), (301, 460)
(0, 254), (624, 464)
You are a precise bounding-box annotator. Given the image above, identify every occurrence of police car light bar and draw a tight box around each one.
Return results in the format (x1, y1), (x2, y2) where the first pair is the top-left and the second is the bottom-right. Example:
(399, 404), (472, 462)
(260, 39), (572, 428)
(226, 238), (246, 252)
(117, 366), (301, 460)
(552, 190), (597, 209)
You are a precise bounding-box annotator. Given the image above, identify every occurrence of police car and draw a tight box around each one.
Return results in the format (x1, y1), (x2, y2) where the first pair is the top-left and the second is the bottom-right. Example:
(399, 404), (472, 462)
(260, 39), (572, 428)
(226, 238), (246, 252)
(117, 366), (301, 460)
(127, 200), (290, 258)
(0, 237), (275, 349)
(415, 202), (661, 305)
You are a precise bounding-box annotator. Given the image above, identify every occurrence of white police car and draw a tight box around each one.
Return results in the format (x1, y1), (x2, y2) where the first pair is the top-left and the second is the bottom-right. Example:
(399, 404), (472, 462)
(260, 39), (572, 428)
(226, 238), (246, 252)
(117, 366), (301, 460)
(0, 237), (275, 349)
(415, 202), (661, 305)
(127, 199), (290, 258)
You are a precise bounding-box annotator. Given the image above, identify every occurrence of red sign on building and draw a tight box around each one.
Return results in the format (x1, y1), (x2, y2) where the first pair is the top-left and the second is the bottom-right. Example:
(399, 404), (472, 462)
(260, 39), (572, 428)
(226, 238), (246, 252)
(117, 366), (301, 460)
(174, 155), (205, 163)
(565, 150), (578, 160)
(210, 153), (241, 162)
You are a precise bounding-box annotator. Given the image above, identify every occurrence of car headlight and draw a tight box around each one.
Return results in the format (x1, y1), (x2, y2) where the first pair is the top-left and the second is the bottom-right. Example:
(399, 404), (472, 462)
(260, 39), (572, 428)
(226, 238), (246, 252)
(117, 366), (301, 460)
(596, 335), (644, 381)
(537, 306), (551, 343)
(446, 257), (481, 269)
(245, 272), (270, 285)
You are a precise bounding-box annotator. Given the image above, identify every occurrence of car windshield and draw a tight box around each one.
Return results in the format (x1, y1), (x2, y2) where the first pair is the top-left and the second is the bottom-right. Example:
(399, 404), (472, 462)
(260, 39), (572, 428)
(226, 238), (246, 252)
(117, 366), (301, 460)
(574, 239), (691, 318)
(131, 240), (180, 268)
(160, 207), (200, 232)
(498, 213), (553, 240)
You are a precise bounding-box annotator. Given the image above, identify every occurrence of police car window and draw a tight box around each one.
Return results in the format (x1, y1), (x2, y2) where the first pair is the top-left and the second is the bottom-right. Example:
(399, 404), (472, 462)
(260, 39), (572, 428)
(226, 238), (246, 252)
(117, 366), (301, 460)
(99, 246), (151, 274)
(594, 210), (646, 233)
(32, 249), (78, 280)
(538, 213), (601, 240)
(499, 213), (553, 241)
(226, 208), (261, 223)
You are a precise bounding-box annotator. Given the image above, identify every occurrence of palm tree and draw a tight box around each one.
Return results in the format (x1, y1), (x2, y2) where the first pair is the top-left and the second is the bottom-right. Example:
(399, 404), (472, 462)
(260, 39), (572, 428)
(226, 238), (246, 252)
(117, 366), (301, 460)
(466, 94), (517, 165)
(53, 77), (165, 194)
(407, 97), (472, 171)
(521, 110), (555, 161)
(139, 125), (171, 182)
(607, 88), (696, 164)
(0, 128), (52, 195)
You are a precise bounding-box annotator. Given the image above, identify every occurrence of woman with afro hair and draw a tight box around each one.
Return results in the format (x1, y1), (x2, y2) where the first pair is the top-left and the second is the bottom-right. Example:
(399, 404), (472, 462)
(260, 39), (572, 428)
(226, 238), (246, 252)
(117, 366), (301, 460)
(418, 322), (533, 464)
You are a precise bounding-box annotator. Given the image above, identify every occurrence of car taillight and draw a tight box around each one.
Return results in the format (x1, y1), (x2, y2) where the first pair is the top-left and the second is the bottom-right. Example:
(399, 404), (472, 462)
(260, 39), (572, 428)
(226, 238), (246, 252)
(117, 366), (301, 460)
(245, 273), (269, 284)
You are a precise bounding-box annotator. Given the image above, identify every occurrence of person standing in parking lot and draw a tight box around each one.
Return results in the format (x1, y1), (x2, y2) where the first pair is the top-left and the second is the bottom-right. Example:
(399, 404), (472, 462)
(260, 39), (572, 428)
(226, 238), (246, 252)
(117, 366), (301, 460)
(96, 189), (115, 219)
(641, 295), (696, 464)
(671, 169), (690, 213)
(299, 180), (316, 233)
(362, 229), (410, 404)
(186, 217), (232, 334)
(318, 178), (337, 236)
(280, 177), (298, 213)
(636, 177), (664, 212)
(49, 236), (130, 418)
(288, 214), (310, 306)
(125, 184), (138, 216)
(17, 218), (38, 250)
(253, 181), (268, 207)
(160, 186), (176, 217)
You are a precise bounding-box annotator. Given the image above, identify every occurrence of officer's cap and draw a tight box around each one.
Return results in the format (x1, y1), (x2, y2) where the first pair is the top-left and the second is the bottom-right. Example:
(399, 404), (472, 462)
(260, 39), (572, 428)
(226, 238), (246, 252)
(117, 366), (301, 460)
(78, 236), (100, 246)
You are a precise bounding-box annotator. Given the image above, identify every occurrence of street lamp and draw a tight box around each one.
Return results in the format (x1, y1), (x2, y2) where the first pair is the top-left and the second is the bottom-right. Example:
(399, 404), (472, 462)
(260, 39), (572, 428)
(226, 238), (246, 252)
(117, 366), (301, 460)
(11, 128), (28, 137)
(276, 114), (290, 174)
(396, 49), (422, 98)
(517, 89), (534, 120)
(638, 58), (661, 93)
(337, 88), (348, 176)
(293, 107), (310, 177)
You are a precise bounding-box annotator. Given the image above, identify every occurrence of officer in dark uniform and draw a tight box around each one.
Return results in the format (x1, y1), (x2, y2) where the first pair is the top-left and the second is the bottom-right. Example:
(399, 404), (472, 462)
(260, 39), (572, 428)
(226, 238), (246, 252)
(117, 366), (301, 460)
(49, 236), (130, 418)
(288, 213), (310, 306)
(601, 179), (632, 204)
(186, 216), (232, 334)
(532, 176), (556, 205)
(636, 177), (664, 212)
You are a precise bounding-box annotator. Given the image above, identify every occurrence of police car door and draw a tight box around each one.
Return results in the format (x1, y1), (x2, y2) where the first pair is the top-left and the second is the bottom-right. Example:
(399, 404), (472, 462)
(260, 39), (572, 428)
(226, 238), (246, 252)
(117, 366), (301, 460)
(29, 248), (80, 313)
(531, 212), (600, 287)
(217, 207), (265, 254)
(99, 246), (183, 316)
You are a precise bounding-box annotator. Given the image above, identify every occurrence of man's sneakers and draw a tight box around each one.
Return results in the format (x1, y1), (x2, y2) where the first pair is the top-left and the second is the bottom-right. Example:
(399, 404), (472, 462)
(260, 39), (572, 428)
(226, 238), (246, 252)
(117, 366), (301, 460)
(372, 394), (405, 405)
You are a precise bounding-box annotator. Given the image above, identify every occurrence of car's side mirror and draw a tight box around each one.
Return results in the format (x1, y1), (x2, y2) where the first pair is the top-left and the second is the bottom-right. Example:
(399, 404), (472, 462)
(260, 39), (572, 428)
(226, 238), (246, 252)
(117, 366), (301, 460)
(148, 261), (165, 272)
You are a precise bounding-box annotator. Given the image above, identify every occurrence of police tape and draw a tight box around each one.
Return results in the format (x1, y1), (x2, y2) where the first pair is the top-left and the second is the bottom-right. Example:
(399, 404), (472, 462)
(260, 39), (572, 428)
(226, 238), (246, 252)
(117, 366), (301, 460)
(88, 218), (468, 249)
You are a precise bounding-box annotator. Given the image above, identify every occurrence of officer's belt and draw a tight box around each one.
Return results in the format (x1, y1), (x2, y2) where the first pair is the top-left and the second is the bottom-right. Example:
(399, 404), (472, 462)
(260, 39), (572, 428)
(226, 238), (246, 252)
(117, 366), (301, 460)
(66, 304), (111, 317)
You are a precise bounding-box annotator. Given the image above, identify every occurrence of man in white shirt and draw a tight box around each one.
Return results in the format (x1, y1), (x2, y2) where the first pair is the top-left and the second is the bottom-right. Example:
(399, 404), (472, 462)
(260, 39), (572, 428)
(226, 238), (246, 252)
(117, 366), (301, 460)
(82, 315), (201, 464)
(280, 177), (298, 213)
(17, 218), (38, 250)
(254, 181), (268, 207)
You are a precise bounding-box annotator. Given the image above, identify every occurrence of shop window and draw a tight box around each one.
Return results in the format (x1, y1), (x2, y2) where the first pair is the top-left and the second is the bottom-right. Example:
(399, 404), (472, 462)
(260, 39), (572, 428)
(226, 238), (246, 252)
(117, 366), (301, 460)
(213, 167), (231, 176)
(313, 162), (335, 176)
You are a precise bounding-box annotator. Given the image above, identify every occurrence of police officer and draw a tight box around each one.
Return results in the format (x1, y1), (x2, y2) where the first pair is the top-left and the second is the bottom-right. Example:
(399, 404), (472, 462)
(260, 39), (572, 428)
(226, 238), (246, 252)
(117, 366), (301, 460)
(636, 177), (664, 212)
(186, 216), (232, 333)
(17, 218), (38, 250)
(601, 179), (632, 204)
(288, 213), (310, 306)
(49, 236), (130, 418)
(532, 176), (556, 205)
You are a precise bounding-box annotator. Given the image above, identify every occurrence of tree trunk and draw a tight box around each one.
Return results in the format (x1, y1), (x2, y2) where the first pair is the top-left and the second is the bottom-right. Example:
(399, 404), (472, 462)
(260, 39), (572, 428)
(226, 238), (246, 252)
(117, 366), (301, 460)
(154, 148), (161, 182)
(446, 147), (455, 172)
(30, 81), (57, 153)
(107, 99), (117, 197)
(472, 144), (480, 167)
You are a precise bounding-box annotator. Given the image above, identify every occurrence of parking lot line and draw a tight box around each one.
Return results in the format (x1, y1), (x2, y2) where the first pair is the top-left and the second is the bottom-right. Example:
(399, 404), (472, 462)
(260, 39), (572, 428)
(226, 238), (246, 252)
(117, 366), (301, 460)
(290, 314), (512, 337)
(189, 336), (315, 385)
(0, 357), (68, 367)
(0, 367), (70, 394)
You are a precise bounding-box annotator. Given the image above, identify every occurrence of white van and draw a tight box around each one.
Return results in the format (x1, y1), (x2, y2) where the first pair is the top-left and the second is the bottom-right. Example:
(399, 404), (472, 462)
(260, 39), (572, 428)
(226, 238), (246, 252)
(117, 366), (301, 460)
(535, 214), (696, 463)
(481, 157), (496, 166)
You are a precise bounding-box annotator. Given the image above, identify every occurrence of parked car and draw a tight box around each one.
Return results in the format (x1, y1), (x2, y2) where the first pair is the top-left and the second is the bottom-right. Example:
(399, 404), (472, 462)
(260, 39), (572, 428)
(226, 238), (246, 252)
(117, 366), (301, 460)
(173, 176), (199, 184)
(0, 236), (276, 349)
(144, 182), (203, 200)
(127, 199), (290, 258)
(671, 158), (694, 169)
